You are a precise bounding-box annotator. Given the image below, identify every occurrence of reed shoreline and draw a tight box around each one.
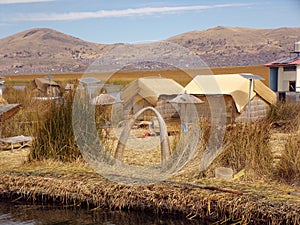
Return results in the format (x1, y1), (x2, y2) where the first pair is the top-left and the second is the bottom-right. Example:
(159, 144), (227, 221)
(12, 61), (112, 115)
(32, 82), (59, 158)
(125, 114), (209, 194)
(0, 169), (299, 224)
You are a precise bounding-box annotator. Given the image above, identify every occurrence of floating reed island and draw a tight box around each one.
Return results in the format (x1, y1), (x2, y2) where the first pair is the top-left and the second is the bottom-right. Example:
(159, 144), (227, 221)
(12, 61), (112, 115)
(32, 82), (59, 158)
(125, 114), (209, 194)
(0, 78), (299, 224)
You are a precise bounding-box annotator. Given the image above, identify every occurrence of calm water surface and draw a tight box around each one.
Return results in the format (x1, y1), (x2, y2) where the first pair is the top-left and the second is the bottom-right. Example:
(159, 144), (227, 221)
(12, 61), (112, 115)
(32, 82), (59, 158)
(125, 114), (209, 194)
(0, 201), (203, 225)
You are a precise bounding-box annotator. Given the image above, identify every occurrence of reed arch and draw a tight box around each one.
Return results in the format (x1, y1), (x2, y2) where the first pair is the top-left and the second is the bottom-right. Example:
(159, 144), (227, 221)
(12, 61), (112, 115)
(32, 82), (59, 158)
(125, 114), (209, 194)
(115, 106), (170, 167)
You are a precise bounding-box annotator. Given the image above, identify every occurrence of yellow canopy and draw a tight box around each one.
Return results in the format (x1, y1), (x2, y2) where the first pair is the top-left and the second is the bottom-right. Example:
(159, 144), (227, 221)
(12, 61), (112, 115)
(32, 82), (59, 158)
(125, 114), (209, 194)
(121, 77), (184, 107)
(184, 74), (276, 112)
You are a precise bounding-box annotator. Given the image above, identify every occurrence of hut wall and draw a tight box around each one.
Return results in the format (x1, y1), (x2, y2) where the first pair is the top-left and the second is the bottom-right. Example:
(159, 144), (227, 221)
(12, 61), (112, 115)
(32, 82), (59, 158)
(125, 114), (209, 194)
(235, 95), (270, 123)
(124, 94), (271, 125)
(193, 95), (236, 124)
(154, 95), (179, 120)
(46, 86), (61, 97)
(128, 95), (179, 121)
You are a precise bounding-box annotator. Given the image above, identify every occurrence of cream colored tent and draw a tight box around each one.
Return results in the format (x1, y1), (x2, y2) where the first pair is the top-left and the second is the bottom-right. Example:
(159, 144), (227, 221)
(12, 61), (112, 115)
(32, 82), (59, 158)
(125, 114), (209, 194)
(184, 74), (277, 122)
(121, 77), (184, 107)
(184, 74), (276, 112)
(121, 77), (184, 120)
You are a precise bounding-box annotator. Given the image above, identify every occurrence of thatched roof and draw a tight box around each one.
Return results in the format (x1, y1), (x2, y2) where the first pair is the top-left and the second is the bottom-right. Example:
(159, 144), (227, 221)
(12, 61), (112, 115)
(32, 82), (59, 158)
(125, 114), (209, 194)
(33, 78), (60, 93)
(91, 94), (122, 105)
(0, 104), (21, 122)
(184, 74), (276, 112)
(169, 92), (204, 104)
(121, 77), (184, 107)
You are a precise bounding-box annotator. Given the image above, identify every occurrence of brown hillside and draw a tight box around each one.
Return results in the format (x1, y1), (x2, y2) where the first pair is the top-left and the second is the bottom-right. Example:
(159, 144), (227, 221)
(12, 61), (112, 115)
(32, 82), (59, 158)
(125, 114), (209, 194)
(167, 26), (300, 66)
(0, 28), (114, 74)
(0, 26), (299, 74)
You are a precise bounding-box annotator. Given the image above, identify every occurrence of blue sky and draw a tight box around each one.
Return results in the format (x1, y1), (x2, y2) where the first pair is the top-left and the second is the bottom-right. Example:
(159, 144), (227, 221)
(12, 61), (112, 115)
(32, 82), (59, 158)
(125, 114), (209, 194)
(0, 0), (299, 44)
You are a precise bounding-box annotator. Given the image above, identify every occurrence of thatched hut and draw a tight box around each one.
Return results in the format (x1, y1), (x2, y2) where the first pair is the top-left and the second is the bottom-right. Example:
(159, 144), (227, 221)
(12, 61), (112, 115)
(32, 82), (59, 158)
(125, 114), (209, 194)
(33, 78), (61, 97)
(121, 77), (184, 121)
(184, 74), (277, 123)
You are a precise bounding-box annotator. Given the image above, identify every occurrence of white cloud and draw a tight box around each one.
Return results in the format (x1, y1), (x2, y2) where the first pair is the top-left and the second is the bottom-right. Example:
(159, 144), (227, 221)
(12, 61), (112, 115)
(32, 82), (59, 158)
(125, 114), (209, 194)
(10, 3), (258, 21)
(0, 0), (54, 4)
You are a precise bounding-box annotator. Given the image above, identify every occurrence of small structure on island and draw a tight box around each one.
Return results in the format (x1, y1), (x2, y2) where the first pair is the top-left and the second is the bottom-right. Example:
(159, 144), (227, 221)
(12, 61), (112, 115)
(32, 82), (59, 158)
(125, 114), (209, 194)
(264, 41), (300, 102)
(169, 92), (204, 133)
(92, 93), (123, 106)
(78, 77), (102, 99)
(92, 93), (123, 131)
(0, 103), (33, 151)
(32, 77), (61, 97)
(184, 74), (277, 123)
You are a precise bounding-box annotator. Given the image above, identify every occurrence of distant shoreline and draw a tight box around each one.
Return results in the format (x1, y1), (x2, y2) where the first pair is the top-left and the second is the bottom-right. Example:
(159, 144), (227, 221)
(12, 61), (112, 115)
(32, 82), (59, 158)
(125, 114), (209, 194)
(0, 65), (270, 86)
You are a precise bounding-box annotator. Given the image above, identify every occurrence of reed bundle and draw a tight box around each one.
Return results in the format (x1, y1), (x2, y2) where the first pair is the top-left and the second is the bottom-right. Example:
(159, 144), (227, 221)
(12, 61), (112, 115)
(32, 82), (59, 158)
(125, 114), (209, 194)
(0, 171), (299, 224)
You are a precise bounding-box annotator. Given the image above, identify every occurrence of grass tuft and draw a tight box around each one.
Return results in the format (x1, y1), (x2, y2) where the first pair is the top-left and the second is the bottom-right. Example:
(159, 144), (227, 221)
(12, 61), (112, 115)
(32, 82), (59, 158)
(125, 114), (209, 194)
(267, 102), (300, 132)
(208, 122), (273, 179)
(29, 91), (80, 162)
(274, 135), (300, 184)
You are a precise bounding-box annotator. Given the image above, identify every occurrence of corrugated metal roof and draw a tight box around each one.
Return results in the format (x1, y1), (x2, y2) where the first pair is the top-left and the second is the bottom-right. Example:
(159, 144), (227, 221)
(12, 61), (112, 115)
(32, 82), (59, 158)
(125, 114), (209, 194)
(265, 56), (300, 67)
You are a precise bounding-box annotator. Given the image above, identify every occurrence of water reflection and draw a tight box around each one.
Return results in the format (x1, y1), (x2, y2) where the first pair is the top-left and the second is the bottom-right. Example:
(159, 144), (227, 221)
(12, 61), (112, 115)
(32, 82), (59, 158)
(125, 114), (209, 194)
(0, 202), (203, 225)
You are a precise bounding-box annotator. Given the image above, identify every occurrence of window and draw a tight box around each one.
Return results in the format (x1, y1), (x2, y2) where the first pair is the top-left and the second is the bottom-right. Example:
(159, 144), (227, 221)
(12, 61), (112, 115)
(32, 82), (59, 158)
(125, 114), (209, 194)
(283, 66), (296, 71)
(289, 81), (296, 92)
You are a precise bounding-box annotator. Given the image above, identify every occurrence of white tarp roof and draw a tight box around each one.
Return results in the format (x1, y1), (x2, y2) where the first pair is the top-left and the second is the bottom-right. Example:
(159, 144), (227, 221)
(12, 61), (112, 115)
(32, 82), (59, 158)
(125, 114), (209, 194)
(121, 77), (184, 106)
(184, 74), (276, 112)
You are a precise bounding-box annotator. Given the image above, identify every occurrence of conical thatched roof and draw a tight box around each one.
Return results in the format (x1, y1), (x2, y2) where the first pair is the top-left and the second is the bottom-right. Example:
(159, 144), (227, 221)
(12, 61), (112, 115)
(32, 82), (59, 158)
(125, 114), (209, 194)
(169, 93), (204, 104)
(91, 93), (122, 105)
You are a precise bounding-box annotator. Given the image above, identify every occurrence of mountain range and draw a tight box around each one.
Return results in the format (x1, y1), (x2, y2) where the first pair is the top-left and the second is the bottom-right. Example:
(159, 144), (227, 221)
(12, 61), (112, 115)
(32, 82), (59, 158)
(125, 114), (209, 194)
(0, 26), (299, 74)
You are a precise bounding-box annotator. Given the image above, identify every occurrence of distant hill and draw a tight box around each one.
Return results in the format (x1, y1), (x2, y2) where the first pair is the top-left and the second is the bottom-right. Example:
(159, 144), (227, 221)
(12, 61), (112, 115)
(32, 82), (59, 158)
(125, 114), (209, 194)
(167, 26), (300, 67)
(0, 28), (114, 74)
(0, 26), (299, 74)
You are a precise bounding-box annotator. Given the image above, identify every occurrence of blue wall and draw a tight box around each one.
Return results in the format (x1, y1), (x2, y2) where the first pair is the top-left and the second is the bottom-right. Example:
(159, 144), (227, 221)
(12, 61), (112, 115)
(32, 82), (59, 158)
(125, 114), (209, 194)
(269, 67), (278, 92)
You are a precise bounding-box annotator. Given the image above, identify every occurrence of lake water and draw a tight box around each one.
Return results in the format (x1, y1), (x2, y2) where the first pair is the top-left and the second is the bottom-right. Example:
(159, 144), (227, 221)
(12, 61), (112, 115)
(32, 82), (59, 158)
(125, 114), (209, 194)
(0, 201), (203, 225)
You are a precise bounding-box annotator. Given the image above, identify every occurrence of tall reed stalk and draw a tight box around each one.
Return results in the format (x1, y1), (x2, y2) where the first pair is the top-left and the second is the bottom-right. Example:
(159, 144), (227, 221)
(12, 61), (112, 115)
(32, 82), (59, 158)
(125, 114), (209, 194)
(29, 91), (80, 162)
(214, 122), (273, 179)
(267, 102), (300, 132)
(274, 135), (300, 184)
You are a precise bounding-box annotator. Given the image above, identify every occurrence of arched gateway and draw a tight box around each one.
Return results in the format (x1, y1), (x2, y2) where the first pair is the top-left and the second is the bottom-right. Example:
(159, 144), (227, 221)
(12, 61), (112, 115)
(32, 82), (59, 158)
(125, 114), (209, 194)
(115, 106), (171, 168)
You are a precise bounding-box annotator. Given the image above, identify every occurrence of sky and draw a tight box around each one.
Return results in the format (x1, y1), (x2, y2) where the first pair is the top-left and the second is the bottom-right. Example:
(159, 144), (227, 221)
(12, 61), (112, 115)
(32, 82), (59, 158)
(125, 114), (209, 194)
(0, 0), (299, 44)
